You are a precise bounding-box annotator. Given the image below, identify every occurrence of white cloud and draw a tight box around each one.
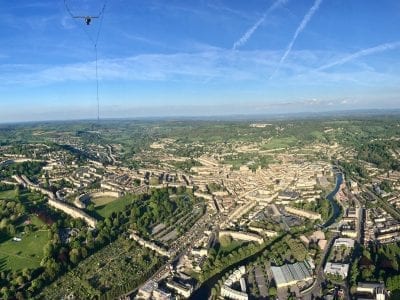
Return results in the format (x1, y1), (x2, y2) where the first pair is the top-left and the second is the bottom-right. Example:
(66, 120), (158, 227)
(0, 47), (398, 89)
(0, 49), (278, 86)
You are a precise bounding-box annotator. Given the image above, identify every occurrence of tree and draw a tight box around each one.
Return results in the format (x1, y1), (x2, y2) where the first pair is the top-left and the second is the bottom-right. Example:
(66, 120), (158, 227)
(14, 186), (20, 201)
(81, 246), (88, 259)
(87, 203), (95, 211)
(1, 287), (10, 300)
(15, 291), (24, 300)
(269, 286), (277, 298)
(7, 224), (16, 236)
(43, 242), (54, 258)
(30, 277), (43, 291)
(22, 268), (30, 280)
(69, 248), (81, 264)
(24, 224), (32, 234)
(45, 258), (60, 280)
(87, 236), (95, 250)
(219, 235), (233, 248)
(0, 218), (9, 230)
(15, 275), (25, 286)
(350, 258), (359, 285)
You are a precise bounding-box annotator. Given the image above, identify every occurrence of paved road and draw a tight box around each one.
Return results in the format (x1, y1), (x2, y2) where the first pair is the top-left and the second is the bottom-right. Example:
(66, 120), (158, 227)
(300, 234), (338, 299)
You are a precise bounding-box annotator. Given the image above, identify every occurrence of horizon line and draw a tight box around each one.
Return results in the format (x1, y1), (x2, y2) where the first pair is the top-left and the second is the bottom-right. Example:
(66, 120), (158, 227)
(1, 108), (400, 125)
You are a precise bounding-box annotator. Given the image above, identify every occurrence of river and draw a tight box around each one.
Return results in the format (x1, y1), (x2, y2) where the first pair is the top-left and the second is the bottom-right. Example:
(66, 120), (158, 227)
(322, 172), (343, 228)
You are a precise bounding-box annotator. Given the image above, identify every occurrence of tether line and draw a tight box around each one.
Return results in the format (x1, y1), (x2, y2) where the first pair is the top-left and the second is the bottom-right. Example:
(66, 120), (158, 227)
(63, 0), (107, 122)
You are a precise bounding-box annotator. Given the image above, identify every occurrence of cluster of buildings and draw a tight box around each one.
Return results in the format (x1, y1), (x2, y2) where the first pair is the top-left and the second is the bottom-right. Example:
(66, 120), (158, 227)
(165, 280), (193, 299)
(219, 230), (264, 244)
(381, 173), (400, 215)
(5, 136), (392, 299)
(136, 280), (171, 300)
(300, 230), (328, 251)
(0, 143), (197, 229)
(355, 282), (389, 300)
(136, 278), (193, 300)
(323, 238), (355, 279)
(364, 207), (400, 244)
(220, 266), (249, 300)
(12, 174), (97, 227)
(338, 205), (362, 239)
(284, 206), (321, 220)
(331, 177), (364, 241)
(388, 193), (400, 209)
(324, 263), (349, 280)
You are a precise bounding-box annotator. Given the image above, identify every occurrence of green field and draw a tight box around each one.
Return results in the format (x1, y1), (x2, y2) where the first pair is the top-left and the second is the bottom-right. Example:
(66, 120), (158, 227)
(262, 136), (297, 150)
(0, 189), (50, 271)
(219, 240), (246, 255)
(0, 228), (49, 271)
(95, 196), (135, 218)
(310, 130), (325, 140)
(0, 189), (16, 200)
(92, 196), (118, 207)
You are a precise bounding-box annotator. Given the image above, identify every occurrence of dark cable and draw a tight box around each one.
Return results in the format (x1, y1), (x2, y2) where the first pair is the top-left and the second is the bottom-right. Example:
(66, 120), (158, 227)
(63, 0), (107, 122)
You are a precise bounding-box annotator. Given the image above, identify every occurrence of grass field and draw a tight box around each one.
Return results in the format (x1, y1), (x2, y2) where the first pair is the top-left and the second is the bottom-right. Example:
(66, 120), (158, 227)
(95, 197), (134, 219)
(92, 196), (118, 207)
(29, 215), (47, 228)
(0, 208), (49, 272)
(219, 240), (246, 255)
(0, 189), (16, 200)
(310, 130), (325, 140)
(0, 228), (49, 271)
(261, 136), (297, 150)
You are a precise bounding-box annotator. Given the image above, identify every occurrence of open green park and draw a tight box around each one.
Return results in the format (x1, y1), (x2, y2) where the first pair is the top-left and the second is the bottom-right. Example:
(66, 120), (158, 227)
(0, 189), (50, 272)
(0, 225), (49, 271)
(91, 196), (118, 207)
(0, 189), (17, 200)
(261, 136), (298, 150)
(93, 195), (134, 219)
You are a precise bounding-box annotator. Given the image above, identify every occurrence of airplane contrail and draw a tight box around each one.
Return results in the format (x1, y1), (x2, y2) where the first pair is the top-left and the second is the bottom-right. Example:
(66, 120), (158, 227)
(317, 41), (400, 71)
(232, 0), (288, 50)
(270, 0), (323, 79)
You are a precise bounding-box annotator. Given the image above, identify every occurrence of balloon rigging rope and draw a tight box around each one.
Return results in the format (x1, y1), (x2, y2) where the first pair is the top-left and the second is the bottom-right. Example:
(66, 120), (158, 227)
(63, 0), (108, 121)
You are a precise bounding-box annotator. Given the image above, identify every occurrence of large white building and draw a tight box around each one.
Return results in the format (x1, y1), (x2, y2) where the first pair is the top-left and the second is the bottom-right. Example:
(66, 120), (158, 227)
(136, 280), (172, 300)
(324, 263), (349, 279)
(219, 230), (264, 244)
(221, 266), (248, 300)
(221, 286), (248, 300)
(356, 282), (388, 300)
(333, 238), (355, 248)
(271, 262), (313, 289)
(166, 280), (193, 299)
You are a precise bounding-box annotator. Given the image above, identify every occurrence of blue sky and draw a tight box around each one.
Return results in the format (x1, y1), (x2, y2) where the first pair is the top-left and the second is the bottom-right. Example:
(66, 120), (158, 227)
(1, 0), (400, 122)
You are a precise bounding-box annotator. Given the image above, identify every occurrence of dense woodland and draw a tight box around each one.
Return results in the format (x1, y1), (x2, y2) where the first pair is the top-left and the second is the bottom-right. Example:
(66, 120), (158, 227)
(349, 242), (400, 298)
